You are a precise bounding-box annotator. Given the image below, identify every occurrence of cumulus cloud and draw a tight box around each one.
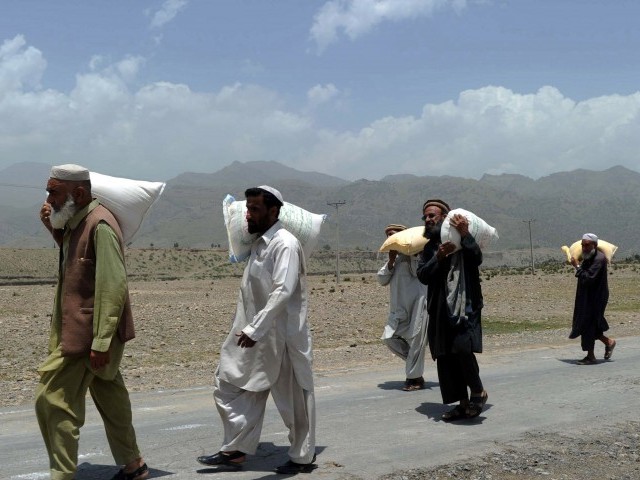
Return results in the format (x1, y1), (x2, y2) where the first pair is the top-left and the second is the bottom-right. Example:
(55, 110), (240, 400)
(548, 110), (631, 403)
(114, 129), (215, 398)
(307, 83), (340, 107)
(296, 86), (640, 179)
(1, 36), (640, 183)
(0, 35), (46, 93)
(310, 0), (467, 53)
(149, 0), (189, 29)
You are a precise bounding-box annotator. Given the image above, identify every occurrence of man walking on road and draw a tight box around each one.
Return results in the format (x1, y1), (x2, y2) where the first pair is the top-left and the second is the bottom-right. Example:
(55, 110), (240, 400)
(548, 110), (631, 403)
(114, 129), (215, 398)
(378, 223), (428, 391)
(417, 199), (488, 421)
(569, 233), (616, 365)
(36, 164), (148, 480)
(198, 186), (316, 474)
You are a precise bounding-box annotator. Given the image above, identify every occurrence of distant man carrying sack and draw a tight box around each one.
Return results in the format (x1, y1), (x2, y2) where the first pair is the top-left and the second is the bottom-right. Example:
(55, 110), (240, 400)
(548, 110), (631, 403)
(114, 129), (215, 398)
(378, 224), (429, 391)
(37, 164), (148, 480)
(417, 199), (488, 421)
(569, 233), (616, 365)
(197, 186), (317, 474)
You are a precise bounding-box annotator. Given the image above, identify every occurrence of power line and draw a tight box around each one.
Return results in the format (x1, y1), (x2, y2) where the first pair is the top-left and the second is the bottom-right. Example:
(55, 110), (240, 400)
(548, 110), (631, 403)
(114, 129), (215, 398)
(522, 219), (536, 275)
(327, 201), (346, 284)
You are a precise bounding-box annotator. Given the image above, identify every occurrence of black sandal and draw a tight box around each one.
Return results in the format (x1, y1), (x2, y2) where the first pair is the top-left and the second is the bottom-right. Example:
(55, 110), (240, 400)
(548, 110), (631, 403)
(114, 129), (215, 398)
(197, 451), (245, 470)
(110, 463), (149, 480)
(441, 404), (468, 422)
(467, 391), (488, 418)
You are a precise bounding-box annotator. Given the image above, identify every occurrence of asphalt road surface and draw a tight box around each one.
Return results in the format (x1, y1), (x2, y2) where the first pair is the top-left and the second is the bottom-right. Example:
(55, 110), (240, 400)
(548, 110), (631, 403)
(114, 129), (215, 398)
(3, 336), (639, 479)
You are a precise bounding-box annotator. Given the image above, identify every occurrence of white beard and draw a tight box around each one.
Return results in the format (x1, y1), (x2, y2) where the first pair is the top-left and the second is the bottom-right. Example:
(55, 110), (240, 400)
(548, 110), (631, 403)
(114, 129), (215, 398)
(582, 248), (596, 261)
(49, 196), (77, 229)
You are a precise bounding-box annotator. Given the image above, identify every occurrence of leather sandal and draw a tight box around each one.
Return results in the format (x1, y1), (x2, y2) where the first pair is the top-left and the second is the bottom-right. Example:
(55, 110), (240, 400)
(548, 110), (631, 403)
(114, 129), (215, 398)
(467, 391), (488, 418)
(576, 356), (596, 365)
(402, 376), (425, 391)
(197, 451), (245, 470)
(604, 340), (616, 360)
(110, 463), (149, 480)
(275, 454), (317, 474)
(441, 404), (468, 422)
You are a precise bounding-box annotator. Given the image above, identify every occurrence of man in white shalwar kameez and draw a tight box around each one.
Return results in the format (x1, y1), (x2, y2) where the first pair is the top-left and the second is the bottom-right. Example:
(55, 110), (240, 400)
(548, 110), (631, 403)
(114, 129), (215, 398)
(197, 186), (316, 475)
(378, 224), (429, 391)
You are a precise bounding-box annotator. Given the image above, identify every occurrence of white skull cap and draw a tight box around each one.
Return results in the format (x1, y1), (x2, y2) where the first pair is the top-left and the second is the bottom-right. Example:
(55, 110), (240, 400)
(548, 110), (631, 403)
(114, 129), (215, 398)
(582, 233), (598, 243)
(50, 164), (90, 181)
(258, 185), (284, 204)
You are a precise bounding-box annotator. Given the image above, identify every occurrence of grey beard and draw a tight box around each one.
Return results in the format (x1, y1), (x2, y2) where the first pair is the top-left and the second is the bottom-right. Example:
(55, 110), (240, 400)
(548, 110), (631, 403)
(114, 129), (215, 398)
(582, 248), (596, 261)
(49, 196), (76, 229)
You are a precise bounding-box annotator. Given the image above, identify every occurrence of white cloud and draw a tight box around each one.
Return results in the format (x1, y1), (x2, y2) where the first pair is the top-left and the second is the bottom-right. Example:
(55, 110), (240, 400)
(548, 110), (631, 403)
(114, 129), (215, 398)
(0, 35), (46, 94)
(310, 0), (467, 53)
(307, 83), (340, 107)
(296, 86), (640, 180)
(149, 0), (189, 29)
(2, 36), (640, 183)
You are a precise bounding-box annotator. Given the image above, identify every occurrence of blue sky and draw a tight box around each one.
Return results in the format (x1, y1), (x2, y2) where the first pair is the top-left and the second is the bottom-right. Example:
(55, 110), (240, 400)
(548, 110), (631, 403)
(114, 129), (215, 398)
(1, 0), (639, 181)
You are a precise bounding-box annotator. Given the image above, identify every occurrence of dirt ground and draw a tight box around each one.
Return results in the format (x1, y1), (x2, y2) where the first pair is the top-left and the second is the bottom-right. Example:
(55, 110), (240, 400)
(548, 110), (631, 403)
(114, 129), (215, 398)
(1, 268), (639, 479)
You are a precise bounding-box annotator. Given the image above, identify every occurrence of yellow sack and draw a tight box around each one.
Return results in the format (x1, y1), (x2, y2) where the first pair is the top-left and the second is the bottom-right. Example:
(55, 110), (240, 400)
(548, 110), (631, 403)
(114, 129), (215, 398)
(561, 239), (618, 263)
(379, 226), (428, 256)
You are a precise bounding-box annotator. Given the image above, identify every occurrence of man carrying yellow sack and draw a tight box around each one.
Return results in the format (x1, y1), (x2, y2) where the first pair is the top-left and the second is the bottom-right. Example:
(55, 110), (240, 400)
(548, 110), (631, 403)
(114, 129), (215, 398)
(569, 233), (616, 365)
(377, 224), (429, 391)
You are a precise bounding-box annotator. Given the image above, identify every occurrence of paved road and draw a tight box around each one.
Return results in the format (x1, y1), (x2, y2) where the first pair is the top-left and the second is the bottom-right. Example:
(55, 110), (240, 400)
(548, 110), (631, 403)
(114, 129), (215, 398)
(3, 336), (639, 479)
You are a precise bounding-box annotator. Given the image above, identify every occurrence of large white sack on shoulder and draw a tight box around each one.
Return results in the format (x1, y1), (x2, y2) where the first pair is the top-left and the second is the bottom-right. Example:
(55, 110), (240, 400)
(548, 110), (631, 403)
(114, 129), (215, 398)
(379, 226), (428, 256)
(222, 195), (253, 263)
(222, 195), (327, 263)
(440, 208), (499, 252)
(90, 172), (166, 244)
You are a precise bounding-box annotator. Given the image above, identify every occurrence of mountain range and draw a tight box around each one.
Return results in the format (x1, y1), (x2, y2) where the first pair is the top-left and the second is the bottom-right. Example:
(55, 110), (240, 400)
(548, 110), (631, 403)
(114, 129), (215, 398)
(1, 161), (639, 259)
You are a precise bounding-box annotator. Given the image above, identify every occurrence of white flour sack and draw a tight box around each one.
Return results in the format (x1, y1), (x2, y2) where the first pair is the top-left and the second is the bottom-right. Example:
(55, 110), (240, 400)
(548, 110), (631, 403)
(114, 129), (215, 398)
(440, 208), (499, 252)
(222, 195), (327, 263)
(90, 172), (166, 244)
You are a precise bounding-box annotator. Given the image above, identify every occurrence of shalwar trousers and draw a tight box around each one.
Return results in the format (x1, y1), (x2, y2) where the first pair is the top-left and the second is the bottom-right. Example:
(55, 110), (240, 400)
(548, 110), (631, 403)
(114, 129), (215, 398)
(213, 353), (316, 464)
(436, 352), (484, 404)
(35, 359), (142, 480)
(384, 331), (428, 379)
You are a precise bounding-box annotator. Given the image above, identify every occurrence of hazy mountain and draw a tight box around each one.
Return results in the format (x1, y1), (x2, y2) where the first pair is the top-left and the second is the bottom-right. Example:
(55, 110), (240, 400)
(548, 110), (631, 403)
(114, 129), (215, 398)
(2, 161), (640, 259)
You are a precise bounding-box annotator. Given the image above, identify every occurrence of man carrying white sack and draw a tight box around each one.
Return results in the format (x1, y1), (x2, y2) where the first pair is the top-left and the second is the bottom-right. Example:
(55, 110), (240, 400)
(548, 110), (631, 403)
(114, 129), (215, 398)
(37, 164), (148, 480)
(416, 199), (488, 421)
(198, 186), (316, 474)
(569, 233), (616, 365)
(378, 224), (429, 391)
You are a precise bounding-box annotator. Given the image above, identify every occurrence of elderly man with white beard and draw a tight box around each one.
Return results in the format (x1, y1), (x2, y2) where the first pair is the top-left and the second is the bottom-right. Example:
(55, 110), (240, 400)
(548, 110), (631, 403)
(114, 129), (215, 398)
(36, 164), (148, 480)
(569, 233), (617, 365)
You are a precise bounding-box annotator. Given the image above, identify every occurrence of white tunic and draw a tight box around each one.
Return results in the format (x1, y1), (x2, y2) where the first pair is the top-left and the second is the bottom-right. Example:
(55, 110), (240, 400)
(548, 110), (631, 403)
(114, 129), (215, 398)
(377, 254), (427, 341)
(218, 221), (314, 392)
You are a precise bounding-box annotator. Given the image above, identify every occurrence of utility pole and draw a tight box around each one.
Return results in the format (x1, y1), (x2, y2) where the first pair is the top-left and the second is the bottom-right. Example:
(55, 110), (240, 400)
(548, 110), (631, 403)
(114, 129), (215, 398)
(327, 201), (346, 283)
(523, 219), (536, 275)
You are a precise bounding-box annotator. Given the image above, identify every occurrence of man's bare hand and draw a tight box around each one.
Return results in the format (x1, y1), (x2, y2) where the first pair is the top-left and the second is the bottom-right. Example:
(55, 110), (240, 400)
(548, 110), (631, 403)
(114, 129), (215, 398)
(436, 241), (457, 261)
(40, 203), (53, 230)
(570, 257), (579, 268)
(236, 332), (257, 348)
(90, 350), (110, 370)
(387, 250), (398, 269)
(449, 213), (470, 238)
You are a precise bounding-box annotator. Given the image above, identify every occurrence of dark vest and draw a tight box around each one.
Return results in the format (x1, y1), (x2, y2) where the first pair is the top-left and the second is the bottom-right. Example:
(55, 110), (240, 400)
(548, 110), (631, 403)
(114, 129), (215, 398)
(60, 204), (135, 357)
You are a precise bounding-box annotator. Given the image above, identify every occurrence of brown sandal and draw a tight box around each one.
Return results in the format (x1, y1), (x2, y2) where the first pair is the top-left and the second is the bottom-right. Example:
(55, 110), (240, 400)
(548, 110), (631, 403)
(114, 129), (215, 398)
(604, 341), (616, 360)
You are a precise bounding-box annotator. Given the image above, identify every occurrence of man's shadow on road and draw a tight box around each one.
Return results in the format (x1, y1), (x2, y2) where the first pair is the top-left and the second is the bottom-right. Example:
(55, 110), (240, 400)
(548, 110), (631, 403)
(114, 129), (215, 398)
(195, 442), (327, 478)
(558, 358), (608, 366)
(415, 401), (491, 424)
(76, 462), (173, 479)
(377, 380), (439, 391)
